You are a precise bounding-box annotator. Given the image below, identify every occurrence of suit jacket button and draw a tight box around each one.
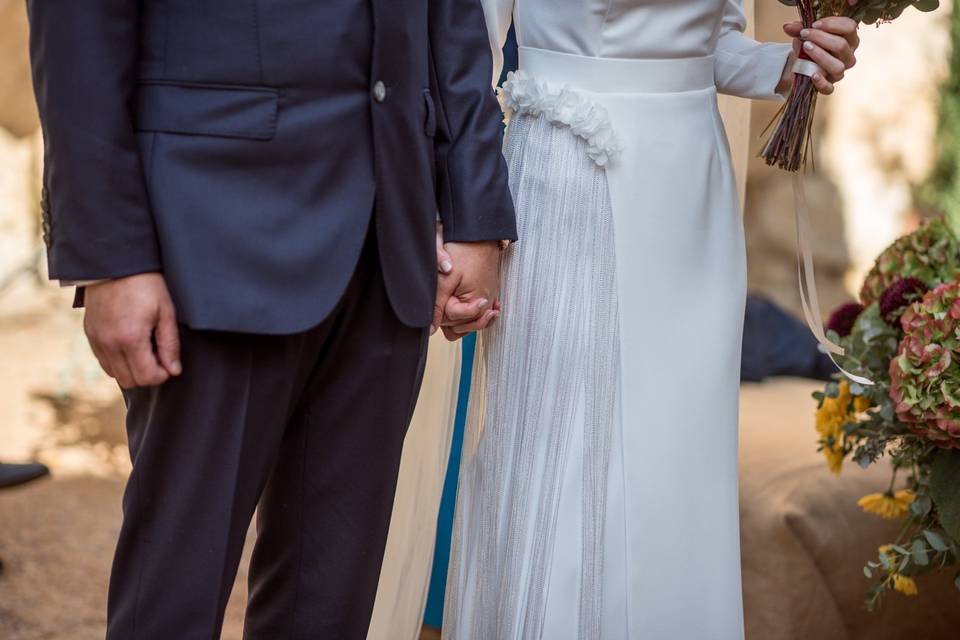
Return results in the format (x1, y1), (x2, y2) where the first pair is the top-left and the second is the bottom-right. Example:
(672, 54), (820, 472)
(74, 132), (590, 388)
(372, 81), (387, 103)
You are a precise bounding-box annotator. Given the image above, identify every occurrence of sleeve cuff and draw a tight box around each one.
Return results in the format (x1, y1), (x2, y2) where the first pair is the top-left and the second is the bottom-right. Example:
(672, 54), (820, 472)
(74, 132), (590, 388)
(715, 40), (793, 101)
(60, 279), (108, 288)
(760, 45), (794, 102)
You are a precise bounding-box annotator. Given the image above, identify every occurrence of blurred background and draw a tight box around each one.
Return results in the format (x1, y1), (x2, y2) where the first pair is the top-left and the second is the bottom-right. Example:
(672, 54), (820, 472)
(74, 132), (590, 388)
(1, 1), (958, 639)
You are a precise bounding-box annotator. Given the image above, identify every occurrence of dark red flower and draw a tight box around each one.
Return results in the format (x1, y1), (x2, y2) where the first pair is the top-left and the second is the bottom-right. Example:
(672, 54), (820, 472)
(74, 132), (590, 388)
(879, 277), (928, 327)
(826, 302), (864, 338)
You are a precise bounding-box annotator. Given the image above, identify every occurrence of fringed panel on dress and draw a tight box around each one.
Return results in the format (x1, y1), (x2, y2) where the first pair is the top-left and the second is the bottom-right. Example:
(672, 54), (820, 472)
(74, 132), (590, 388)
(443, 107), (621, 640)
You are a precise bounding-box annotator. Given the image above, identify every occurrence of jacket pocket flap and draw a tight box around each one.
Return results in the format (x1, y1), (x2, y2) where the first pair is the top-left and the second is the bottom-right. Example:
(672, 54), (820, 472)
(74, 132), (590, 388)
(136, 81), (279, 141)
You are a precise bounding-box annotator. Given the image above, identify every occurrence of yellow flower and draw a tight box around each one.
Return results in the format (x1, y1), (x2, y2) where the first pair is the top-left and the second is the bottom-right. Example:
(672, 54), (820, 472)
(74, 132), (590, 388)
(837, 380), (852, 399)
(877, 546), (920, 597)
(858, 490), (916, 519)
(895, 489), (916, 507)
(892, 574), (919, 596)
(816, 400), (844, 437)
(824, 442), (845, 474)
(815, 382), (871, 475)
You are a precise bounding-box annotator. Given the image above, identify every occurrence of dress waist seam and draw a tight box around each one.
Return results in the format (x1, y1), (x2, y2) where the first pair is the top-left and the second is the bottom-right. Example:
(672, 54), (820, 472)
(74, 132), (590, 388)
(518, 46), (716, 95)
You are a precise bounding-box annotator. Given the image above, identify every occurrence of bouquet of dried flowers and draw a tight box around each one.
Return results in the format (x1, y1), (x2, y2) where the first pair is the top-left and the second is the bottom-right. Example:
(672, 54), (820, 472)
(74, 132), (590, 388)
(816, 216), (960, 610)
(763, 0), (940, 172)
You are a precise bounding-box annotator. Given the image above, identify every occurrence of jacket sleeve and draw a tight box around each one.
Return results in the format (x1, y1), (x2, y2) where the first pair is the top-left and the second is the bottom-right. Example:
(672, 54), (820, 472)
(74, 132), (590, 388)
(27, 0), (162, 281)
(714, 0), (793, 101)
(428, 0), (518, 244)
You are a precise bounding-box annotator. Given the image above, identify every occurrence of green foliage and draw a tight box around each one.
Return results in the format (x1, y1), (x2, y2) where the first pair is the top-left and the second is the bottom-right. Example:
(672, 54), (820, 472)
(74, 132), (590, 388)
(816, 244), (960, 608)
(890, 282), (960, 447)
(777, 0), (940, 23)
(930, 449), (960, 541)
(849, 0), (940, 24)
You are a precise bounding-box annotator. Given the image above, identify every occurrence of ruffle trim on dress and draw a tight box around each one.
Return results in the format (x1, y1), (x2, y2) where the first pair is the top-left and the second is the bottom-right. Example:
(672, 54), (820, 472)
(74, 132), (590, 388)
(498, 70), (623, 168)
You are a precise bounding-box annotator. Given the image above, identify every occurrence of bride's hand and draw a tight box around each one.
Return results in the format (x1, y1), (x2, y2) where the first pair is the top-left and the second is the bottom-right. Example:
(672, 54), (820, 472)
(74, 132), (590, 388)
(437, 223), (454, 276)
(780, 11), (860, 96)
(432, 241), (501, 341)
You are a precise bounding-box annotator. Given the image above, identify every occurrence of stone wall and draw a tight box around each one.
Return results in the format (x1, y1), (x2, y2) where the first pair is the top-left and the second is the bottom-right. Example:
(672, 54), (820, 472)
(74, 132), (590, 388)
(0, 0), (43, 303)
(0, 0), (38, 138)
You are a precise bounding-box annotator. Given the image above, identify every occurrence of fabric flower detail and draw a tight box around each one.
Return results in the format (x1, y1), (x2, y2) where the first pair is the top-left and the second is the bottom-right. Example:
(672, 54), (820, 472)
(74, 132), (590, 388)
(498, 70), (623, 167)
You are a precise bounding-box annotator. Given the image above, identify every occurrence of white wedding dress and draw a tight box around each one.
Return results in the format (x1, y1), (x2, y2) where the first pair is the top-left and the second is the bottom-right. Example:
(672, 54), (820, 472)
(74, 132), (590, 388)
(443, 2), (791, 638)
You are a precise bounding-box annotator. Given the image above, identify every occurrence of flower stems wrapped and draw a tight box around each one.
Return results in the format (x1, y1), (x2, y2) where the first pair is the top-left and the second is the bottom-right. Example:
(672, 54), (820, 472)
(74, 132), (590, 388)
(762, 0), (940, 172)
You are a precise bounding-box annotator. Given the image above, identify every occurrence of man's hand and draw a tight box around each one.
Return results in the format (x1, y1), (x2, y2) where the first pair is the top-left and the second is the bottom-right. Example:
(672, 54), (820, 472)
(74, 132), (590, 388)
(83, 273), (182, 389)
(432, 240), (502, 342)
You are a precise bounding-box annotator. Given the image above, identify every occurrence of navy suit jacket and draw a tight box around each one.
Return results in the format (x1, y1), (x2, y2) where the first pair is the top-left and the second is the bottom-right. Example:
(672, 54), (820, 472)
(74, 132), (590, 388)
(27, 0), (517, 333)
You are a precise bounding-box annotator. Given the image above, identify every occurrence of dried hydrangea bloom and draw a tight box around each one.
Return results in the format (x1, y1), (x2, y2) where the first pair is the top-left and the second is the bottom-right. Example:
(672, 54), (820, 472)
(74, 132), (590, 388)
(889, 281), (960, 447)
(860, 218), (960, 306)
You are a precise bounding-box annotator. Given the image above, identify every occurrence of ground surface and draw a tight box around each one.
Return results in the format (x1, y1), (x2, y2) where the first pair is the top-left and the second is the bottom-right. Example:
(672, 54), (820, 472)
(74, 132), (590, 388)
(0, 288), (432, 639)
(0, 285), (943, 639)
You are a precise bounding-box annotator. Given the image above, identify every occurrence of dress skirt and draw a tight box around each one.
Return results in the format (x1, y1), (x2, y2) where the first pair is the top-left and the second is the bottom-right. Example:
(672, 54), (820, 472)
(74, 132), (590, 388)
(444, 47), (747, 640)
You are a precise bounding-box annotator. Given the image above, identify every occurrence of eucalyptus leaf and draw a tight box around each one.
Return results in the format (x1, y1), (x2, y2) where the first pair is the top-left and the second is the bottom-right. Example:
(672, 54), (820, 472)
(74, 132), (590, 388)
(910, 494), (933, 517)
(912, 538), (930, 566)
(879, 400), (896, 420)
(864, 566), (873, 578)
(916, 0), (941, 11)
(898, 554), (911, 573)
(923, 529), (950, 552)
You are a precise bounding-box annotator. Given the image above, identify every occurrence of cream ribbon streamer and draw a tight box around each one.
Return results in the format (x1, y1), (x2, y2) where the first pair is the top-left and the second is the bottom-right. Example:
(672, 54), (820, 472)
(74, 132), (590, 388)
(793, 172), (874, 386)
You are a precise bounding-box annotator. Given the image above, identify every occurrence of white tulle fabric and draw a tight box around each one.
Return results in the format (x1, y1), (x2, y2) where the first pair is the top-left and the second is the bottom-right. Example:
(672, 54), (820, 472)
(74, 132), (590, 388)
(444, 109), (622, 640)
(498, 71), (623, 167)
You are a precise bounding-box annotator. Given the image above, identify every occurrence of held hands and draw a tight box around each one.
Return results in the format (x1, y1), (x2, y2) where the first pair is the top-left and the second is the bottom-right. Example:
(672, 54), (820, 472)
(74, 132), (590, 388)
(83, 273), (182, 388)
(433, 225), (502, 342)
(780, 9), (860, 95)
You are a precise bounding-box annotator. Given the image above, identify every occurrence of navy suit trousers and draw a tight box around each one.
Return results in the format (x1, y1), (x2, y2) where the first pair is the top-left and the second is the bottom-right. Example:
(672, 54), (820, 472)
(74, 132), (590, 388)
(109, 228), (429, 639)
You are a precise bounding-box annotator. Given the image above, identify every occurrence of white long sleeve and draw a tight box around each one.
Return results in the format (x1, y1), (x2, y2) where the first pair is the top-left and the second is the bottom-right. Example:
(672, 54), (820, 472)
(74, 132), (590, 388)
(714, 0), (792, 100)
(480, 0), (514, 87)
